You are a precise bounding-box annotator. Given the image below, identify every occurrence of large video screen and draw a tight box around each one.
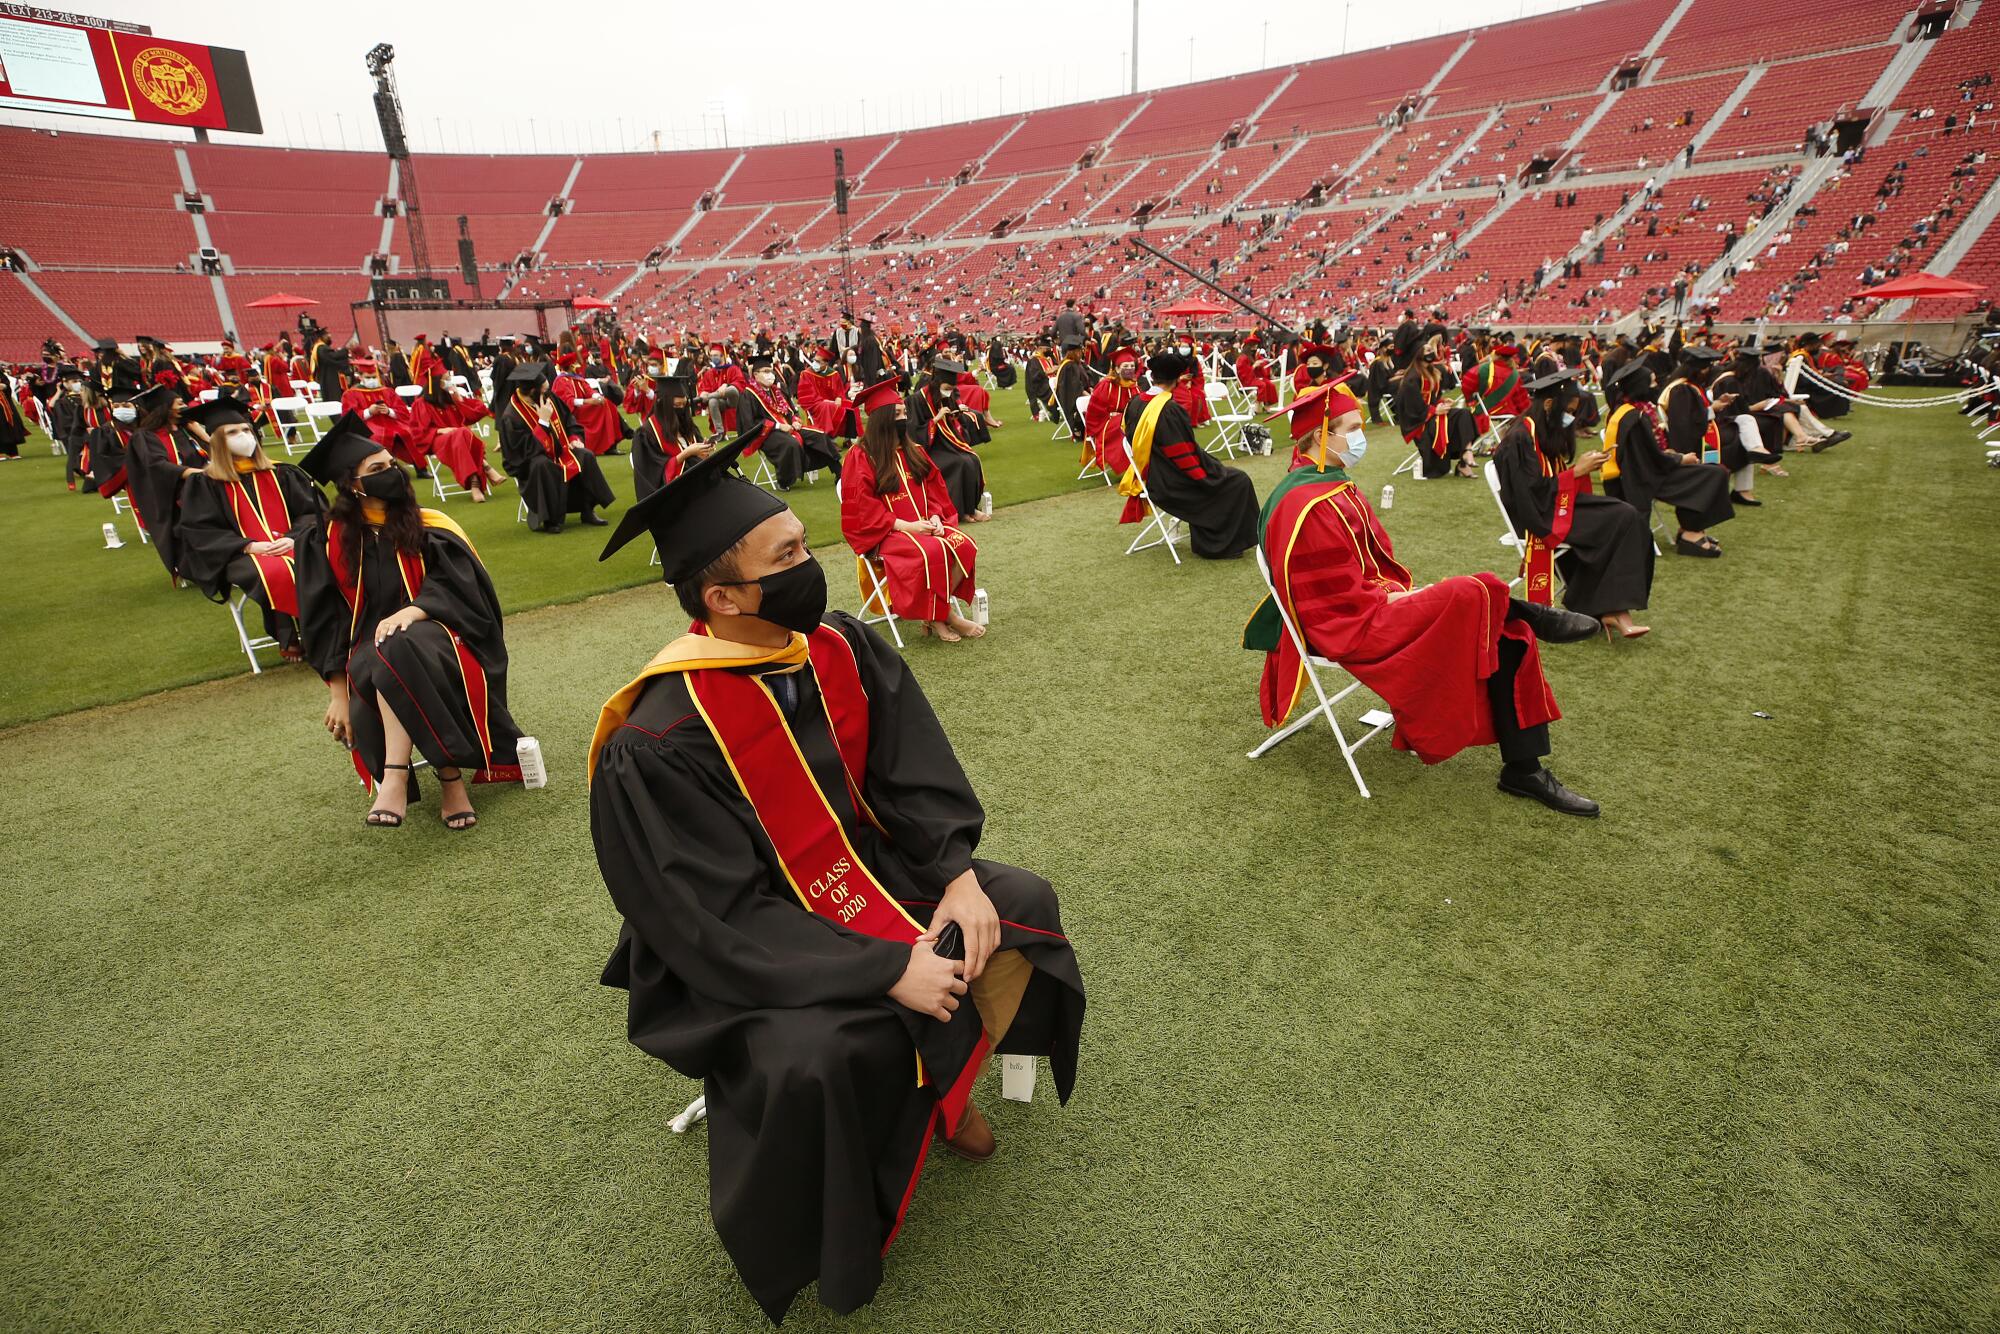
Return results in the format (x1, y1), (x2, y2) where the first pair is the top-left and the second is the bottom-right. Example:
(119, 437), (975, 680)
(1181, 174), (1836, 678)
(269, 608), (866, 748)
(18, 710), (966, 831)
(0, 6), (260, 132)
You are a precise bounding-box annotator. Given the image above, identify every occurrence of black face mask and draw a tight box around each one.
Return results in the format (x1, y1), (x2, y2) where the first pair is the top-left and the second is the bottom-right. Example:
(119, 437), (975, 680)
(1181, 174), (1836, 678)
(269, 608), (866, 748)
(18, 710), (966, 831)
(358, 466), (411, 501)
(729, 558), (826, 634)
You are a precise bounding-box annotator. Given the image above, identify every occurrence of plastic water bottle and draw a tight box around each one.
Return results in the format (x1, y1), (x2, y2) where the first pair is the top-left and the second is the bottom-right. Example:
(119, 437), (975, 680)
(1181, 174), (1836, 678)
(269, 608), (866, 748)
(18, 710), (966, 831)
(971, 589), (990, 626)
(1380, 484), (1395, 511)
(516, 736), (548, 789)
(978, 490), (993, 518)
(102, 521), (123, 549)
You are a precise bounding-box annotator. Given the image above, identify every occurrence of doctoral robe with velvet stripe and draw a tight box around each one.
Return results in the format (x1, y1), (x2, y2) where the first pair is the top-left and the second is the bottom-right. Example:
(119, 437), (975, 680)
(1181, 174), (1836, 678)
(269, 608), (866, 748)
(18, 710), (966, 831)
(176, 461), (327, 651)
(1122, 390), (1258, 559)
(589, 612), (1084, 1324)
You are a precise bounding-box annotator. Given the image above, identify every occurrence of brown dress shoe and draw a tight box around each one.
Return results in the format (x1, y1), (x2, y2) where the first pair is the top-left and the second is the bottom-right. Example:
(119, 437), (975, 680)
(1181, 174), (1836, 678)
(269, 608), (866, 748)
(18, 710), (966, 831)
(937, 1101), (996, 1162)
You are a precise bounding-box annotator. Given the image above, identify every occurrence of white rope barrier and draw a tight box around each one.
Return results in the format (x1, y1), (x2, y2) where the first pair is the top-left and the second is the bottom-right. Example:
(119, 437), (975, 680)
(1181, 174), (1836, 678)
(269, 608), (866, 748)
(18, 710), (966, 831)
(1792, 360), (1989, 409)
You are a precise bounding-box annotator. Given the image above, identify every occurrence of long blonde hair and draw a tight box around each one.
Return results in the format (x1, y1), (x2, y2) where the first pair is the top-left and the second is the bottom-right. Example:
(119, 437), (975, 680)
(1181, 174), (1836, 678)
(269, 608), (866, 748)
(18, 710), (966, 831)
(201, 421), (274, 482)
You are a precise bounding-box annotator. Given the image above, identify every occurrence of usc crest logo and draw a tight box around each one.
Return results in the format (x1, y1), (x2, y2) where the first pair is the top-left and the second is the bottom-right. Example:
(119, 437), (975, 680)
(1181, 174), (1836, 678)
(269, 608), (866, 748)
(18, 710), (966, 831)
(130, 47), (208, 117)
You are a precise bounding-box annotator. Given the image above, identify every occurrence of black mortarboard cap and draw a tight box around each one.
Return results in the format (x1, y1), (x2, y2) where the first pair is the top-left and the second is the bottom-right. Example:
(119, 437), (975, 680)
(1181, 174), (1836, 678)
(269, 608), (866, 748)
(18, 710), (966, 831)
(599, 430), (786, 581)
(1608, 358), (1653, 387)
(298, 412), (389, 484)
(1679, 345), (1723, 363)
(931, 357), (965, 376)
(1526, 368), (1580, 393)
(748, 352), (775, 368)
(183, 393), (256, 431)
(129, 383), (176, 415)
(507, 360), (551, 383)
(93, 338), (120, 354)
(57, 364), (85, 381)
(1147, 350), (1192, 383)
(665, 357), (698, 383)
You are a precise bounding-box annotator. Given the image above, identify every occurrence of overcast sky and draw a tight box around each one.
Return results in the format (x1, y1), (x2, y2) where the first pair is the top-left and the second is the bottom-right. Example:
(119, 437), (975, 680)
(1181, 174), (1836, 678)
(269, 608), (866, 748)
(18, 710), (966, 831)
(2, 0), (1587, 153)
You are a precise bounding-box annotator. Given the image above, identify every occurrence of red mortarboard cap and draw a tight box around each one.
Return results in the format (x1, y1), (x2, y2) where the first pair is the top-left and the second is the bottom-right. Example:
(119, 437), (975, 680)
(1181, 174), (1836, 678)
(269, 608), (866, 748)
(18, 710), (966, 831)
(854, 376), (903, 415)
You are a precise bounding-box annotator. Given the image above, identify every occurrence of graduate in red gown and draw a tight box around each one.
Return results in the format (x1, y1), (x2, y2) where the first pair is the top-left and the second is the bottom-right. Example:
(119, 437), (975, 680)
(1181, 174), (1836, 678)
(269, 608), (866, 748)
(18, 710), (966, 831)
(1245, 399), (1605, 815)
(797, 344), (860, 439)
(409, 380), (504, 501)
(697, 342), (748, 433)
(1236, 334), (1279, 407)
(1166, 334), (1212, 427)
(1083, 344), (1143, 474)
(840, 378), (985, 643)
(339, 358), (422, 465)
(1271, 376), (1369, 474)
(1460, 340), (1530, 435)
(552, 364), (629, 456)
(216, 338), (252, 383)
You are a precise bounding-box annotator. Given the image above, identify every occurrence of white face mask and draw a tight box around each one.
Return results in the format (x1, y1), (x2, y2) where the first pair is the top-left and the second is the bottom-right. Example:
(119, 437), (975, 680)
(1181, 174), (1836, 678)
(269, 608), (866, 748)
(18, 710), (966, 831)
(225, 431), (257, 458)
(1560, 411), (1576, 427)
(845, 351), (858, 364)
(359, 375), (380, 389)
(708, 354), (723, 366)
(1342, 430), (1370, 463)
(1177, 344), (1192, 355)
(755, 369), (776, 385)
(113, 406), (137, 423)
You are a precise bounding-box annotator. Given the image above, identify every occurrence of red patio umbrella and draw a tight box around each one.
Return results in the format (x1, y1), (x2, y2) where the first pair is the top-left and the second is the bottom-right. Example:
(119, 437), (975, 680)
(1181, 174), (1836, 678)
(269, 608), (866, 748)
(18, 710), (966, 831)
(571, 296), (615, 309)
(244, 291), (319, 309)
(1157, 296), (1230, 321)
(1848, 273), (1984, 302)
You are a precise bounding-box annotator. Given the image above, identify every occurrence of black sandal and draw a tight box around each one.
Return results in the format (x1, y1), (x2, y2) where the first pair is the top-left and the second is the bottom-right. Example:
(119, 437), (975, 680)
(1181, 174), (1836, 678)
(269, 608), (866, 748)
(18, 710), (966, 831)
(437, 768), (478, 831)
(366, 763), (414, 827)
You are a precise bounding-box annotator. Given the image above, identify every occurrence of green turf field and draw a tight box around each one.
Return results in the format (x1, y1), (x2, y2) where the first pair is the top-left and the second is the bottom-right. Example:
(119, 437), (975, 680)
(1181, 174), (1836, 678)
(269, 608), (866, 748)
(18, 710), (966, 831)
(1, 388), (1995, 1332)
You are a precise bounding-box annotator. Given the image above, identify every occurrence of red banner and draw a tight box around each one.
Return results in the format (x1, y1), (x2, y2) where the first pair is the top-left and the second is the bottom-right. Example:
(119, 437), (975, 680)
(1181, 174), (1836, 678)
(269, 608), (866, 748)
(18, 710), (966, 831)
(110, 32), (225, 128)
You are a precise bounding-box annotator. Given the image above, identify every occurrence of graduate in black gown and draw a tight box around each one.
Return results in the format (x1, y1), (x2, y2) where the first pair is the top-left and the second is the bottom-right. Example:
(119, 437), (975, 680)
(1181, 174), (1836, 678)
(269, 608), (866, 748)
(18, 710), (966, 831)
(1495, 370), (1655, 640)
(631, 358), (707, 503)
(1600, 359), (1732, 559)
(309, 333), (351, 404)
(1052, 339), (1094, 437)
(51, 366), (110, 491)
(176, 395), (327, 657)
(735, 353), (842, 490)
(92, 337), (142, 396)
(496, 361), (615, 533)
(119, 384), (208, 579)
(294, 414), (524, 829)
(1120, 351), (1259, 559)
(905, 358), (989, 520)
(588, 436), (1084, 1323)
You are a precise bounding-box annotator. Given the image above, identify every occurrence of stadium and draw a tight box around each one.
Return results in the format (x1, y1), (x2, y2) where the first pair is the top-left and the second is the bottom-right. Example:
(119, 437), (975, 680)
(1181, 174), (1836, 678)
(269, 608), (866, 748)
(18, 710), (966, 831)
(2, 0), (1996, 1330)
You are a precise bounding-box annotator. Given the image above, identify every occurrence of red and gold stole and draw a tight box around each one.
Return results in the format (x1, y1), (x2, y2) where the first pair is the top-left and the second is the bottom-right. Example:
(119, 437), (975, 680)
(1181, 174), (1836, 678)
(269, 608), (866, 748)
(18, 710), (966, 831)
(511, 391), (582, 481)
(226, 464), (300, 615)
(925, 388), (978, 457)
(1663, 378), (1723, 462)
(1519, 420), (1588, 607)
(587, 624), (988, 1138)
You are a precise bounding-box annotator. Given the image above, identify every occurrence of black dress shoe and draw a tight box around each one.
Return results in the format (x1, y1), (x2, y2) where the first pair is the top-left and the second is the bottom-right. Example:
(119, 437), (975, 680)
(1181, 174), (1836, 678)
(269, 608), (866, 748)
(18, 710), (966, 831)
(1674, 535), (1721, 558)
(1497, 767), (1600, 817)
(1731, 491), (1762, 506)
(1811, 430), (1851, 451)
(579, 510), (609, 527)
(542, 521), (565, 534)
(1506, 597), (1602, 644)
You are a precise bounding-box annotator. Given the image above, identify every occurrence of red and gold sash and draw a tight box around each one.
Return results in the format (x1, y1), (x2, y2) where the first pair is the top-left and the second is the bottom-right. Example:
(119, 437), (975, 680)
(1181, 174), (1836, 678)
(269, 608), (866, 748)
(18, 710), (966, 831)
(512, 391), (582, 481)
(925, 388), (979, 458)
(227, 466), (300, 616)
(587, 624), (988, 1138)
(1519, 420), (1588, 607)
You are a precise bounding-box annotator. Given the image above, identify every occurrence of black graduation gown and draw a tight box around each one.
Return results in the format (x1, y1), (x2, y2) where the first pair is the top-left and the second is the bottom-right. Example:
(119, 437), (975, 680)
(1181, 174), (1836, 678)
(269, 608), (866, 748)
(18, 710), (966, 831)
(737, 385), (840, 490)
(1392, 372), (1477, 478)
(986, 337), (1015, 388)
(87, 422), (130, 493)
(487, 352), (516, 417)
(95, 355), (143, 396)
(1712, 368), (1790, 455)
(1052, 359), (1092, 435)
(1495, 421), (1653, 617)
(630, 412), (701, 503)
(1606, 404), (1734, 533)
(52, 396), (101, 482)
(1366, 357), (1394, 422)
(906, 389), (986, 519)
(497, 399), (615, 530)
(177, 462), (328, 650)
(590, 612), (1084, 1324)
(0, 382), (26, 455)
(311, 346), (351, 402)
(1023, 356), (1053, 416)
(295, 512), (523, 783)
(125, 427), (206, 577)
(1123, 392), (1259, 558)
(1661, 378), (1753, 472)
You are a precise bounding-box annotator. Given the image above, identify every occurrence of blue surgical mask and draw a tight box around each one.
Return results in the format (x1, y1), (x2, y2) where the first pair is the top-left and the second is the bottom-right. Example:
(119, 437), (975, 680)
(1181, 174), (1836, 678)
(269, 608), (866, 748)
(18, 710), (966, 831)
(1343, 429), (1369, 463)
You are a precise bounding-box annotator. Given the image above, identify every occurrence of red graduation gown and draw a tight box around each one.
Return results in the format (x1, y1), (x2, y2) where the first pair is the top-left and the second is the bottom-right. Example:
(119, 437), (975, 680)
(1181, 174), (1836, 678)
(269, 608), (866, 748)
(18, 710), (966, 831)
(339, 386), (420, 464)
(840, 445), (976, 624)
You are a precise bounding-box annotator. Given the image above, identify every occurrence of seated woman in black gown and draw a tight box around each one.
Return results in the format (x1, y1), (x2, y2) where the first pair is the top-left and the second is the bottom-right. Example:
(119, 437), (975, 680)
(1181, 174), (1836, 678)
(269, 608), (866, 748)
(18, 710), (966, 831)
(1392, 334), (1482, 478)
(294, 413), (525, 829)
(1599, 358), (1734, 559)
(176, 395), (327, 658)
(1495, 370), (1655, 641)
(496, 361), (614, 534)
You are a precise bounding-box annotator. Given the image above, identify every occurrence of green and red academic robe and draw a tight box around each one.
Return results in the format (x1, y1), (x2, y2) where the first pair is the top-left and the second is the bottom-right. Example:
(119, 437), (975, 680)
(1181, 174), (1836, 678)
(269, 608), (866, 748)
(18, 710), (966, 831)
(588, 616), (1084, 1323)
(177, 460), (327, 652)
(1459, 356), (1528, 434)
(294, 507), (523, 787)
(1245, 462), (1559, 763)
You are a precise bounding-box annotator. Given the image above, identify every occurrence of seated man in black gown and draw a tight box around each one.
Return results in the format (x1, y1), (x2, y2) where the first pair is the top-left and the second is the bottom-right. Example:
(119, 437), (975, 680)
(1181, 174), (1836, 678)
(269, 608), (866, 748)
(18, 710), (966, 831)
(1495, 370), (1655, 640)
(1600, 358), (1734, 559)
(1118, 351), (1259, 559)
(588, 435), (1085, 1324)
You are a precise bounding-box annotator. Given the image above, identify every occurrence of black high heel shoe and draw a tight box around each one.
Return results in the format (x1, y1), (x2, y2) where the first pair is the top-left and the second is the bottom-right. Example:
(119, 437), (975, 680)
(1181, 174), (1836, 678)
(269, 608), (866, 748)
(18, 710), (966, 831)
(366, 762), (415, 828)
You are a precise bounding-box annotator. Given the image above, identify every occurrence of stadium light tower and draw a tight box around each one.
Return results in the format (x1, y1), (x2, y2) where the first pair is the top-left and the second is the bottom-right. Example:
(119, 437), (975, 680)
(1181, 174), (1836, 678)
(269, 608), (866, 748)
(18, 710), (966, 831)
(1130, 1), (1139, 94)
(366, 43), (434, 278)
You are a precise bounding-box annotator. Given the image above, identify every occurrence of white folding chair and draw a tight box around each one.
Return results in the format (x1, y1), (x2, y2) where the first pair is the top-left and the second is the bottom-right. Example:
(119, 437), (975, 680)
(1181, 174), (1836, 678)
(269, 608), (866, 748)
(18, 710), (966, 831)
(108, 493), (151, 545)
(1075, 394), (1109, 484)
(670, 1093), (707, 1134)
(1245, 549), (1395, 797)
(1478, 412), (1515, 455)
(856, 555), (906, 647)
(1203, 380), (1251, 458)
(517, 496), (530, 524)
(426, 455), (467, 503)
(229, 589), (281, 674)
(1121, 456), (1183, 566)
(269, 395), (313, 452)
(394, 383), (422, 401)
(304, 400), (344, 439)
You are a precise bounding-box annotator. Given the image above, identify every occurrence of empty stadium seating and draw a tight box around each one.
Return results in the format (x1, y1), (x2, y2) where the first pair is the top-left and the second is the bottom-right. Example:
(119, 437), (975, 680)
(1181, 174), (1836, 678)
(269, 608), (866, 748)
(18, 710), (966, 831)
(6, 0), (2000, 364)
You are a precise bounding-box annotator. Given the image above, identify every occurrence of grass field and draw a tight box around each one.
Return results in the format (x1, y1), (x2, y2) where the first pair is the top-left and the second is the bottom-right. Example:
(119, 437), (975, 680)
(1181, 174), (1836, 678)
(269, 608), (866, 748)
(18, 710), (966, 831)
(1, 387), (1995, 1332)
